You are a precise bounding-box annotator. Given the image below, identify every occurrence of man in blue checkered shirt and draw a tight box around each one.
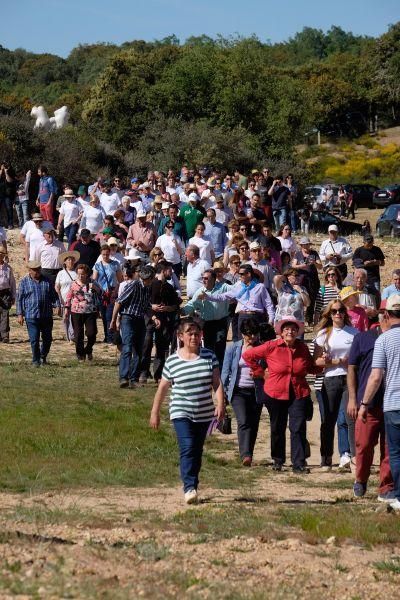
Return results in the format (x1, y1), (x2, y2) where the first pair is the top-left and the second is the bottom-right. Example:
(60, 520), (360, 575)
(16, 261), (61, 366)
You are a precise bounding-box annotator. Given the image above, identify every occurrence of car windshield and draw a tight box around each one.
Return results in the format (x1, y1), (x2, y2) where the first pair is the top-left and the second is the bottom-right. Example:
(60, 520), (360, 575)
(387, 185), (400, 191)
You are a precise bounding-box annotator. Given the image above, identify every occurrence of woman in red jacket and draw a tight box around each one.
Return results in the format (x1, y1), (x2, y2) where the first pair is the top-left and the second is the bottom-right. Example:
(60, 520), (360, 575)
(243, 316), (320, 473)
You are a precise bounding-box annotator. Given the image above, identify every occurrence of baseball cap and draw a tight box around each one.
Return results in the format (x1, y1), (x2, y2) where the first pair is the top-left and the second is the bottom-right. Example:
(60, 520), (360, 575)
(386, 294), (400, 311)
(364, 233), (374, 242)
(131, 177), (138, 183)
(328, 225), (338, 232)
(188, 192), (199, 202)
(249, 241), (261, 250)
(80, 228), (91, 237)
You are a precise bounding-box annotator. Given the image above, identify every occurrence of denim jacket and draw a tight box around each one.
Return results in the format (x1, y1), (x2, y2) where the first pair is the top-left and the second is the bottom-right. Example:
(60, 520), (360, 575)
(221, 340), (265, 404)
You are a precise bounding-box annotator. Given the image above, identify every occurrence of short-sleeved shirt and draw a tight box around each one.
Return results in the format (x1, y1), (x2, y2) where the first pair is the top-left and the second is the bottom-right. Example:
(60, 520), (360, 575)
(93, 259), (121, 291)
(162, 348), (218, 422)
(348, 329), (384, 409)
(352, 245), (385, 283)
(55, 269), (77, 302)
(315, 325), (359, 377)
(39, 176), (57, 204)
(371, 325), (400, 412)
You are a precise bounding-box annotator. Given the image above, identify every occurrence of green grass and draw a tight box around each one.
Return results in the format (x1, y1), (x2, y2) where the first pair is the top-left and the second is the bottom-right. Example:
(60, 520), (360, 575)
(0, 363), (256, 492)
(278, 505), (400, 545)
(373, 556), (400, 574)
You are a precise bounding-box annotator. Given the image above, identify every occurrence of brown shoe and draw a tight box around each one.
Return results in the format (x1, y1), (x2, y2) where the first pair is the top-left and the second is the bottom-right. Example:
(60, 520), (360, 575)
(242, 456), (252, 467)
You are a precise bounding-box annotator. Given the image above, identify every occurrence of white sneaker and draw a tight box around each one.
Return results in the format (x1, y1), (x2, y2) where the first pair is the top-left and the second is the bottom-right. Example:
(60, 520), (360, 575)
(388, 498), (400, 512)
(184, 489), (198, 505)
(338, 453), (351, 473)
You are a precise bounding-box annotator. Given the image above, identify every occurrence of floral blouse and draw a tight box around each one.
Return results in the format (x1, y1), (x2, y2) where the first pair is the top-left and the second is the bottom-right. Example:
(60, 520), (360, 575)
(65, 279), (102, 314)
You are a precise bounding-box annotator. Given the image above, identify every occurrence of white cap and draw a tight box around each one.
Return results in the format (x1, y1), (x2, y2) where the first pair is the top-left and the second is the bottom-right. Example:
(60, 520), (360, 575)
(386, 294), (400, 311)
(127, 248), (141, 260)
(188, 192), (199, 202)
(201, 189), (211, 199)
(107, 237), (119, 246)
(328, 224), (339, 232)
(161, 202), (170, 210)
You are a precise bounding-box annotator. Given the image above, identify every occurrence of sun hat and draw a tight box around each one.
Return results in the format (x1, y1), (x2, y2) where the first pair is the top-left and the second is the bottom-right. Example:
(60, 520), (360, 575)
(386, 294), (400, 311)
(0, 245), (7, 255)
(59, 250), (80, 264)
(107, 237), (119, 247)
(274, 316), (304, 336)
(153, 196), (162, 205)
(27, 260), (42, 269)
(249, 241), (261, 250)
(339, 286), (359, 302)
(206, 178), (216, 188)
(63, 188), (75, 198)
(328, 224), (338, 232)
(32, 213), (43, 221)
(127, 248), (142, 261)
(299, 237), (312, 245)
(189, 183), (197, 190)
(213, 260), (226, 271)
(136, 209), (147, 218)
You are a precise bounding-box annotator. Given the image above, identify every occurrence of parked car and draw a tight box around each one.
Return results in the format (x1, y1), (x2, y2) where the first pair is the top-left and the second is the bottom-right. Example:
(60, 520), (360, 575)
(309, 210), (363, 235)
(344, 184), (379, 209)
(376, 204), (400, 238)
(373, 184), (400, 208)
(303, 185), (339, 209)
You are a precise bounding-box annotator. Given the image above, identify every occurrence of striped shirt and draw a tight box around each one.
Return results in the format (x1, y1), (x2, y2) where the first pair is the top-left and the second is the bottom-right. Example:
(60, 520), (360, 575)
(117, 279), (152, 318)
(16, 275), (60, 319)
(371, 325), (400, 412)
(162, 348), (218, 422)
(314, 285), (340, 322)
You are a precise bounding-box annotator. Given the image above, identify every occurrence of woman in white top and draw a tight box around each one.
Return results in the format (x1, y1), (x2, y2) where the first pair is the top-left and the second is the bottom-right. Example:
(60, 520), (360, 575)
(157, 221), (184, 278)
(55, 250), (79, 340)
(189, 222), (215, 266)
(277, 224), (298, 257)
(80, 195), (106, 235)
(57, 189), (82, 249)
(314, 299), (358, 472)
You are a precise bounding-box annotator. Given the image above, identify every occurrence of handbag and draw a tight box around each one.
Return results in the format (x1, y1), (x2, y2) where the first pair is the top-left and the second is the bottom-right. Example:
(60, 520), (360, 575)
(100, 263), (115, 307)
(217, 408), (232, 435)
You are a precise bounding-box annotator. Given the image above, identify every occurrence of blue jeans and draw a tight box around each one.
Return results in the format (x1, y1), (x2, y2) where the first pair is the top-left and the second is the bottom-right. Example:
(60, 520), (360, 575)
(384, 410), (400, 500)
(64, 223), (79, 248)
(100, 302), (115, 343)
(15, 200), (29, 227)
(119, 314), (146, 382)
(289, 210), (298, 232)
(25, 317), (53, 364)
(173, 418), (210, 492)
(337, 407), (351, 456)
(273, 208), (287, 231)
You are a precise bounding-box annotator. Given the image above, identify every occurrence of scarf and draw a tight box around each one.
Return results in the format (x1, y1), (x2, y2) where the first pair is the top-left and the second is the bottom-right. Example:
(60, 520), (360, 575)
(236, 278), (258, 301)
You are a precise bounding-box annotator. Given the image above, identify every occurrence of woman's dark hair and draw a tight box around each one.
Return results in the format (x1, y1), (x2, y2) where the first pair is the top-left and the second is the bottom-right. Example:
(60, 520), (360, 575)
(114, 209), (125, 220)
(240, 317), (260, 336)
(76, 263), (90, 275)
(177, 317), (202, 334)
(104, 214), (115, 224)
(124, 264), (136, 278)
(285, 268), (298, 278)
(277, 224), (291, 236)
(281, 251), (291, 263)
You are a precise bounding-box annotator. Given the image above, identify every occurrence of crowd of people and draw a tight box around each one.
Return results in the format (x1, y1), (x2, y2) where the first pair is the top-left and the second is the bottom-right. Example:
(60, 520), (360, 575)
(1, 164), (400, 509)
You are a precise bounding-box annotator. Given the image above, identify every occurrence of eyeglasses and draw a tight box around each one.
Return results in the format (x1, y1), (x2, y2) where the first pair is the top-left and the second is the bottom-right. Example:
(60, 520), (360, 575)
(331, 308), (346, 315)
(283, 228), (290, 231)
(239, 247), (248, 251)
(166, 225), (174, 229)
(327, 273), (336, 277)
(239, 227), (247, 231)
(238, 271), (248, 276)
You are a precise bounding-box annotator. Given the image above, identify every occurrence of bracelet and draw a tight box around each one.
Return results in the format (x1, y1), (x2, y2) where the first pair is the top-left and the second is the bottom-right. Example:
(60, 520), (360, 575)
(360, 402), (369, 407)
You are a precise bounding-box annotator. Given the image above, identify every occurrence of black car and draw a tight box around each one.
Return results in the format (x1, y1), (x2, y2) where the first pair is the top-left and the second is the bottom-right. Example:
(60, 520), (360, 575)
(309, 210), (363, 235)
(373, 184), (400, 208)
(376, 204), (400, 238)
(344, 184), (379, 209)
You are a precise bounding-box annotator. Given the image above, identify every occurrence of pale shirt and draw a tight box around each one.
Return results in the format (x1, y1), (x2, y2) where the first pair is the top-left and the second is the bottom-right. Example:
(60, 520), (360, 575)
(277, 236), (298, 256)
(157, 233), (184, 264)
(55, 269), (77, 302)
(186, 258), (211, 298)
(25, 225), (51, 260)
(0, 263), (16, 297)
(100, 192), (121, 216)
(59, 200), (81, 227)
(319, 237), (353, 266)
(34, 239), (66, 269)
(96, 251), (126, 267)
(81, 205), (106, 234)
(189, 236), (214, 264)
(315, 325), (359, 377)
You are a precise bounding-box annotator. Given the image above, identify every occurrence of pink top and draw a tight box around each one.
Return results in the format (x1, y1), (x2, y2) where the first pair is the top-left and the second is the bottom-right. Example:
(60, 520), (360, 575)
(348, 306), (369, 332)
(65, 280), (102, 313)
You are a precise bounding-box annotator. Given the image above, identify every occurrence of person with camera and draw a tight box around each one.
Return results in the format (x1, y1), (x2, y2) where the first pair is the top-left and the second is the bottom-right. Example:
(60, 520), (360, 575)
(319, 224), (353, 279)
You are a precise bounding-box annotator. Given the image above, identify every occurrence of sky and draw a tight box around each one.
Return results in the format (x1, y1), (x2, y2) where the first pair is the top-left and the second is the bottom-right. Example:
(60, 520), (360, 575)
(1, 0), (399, 57)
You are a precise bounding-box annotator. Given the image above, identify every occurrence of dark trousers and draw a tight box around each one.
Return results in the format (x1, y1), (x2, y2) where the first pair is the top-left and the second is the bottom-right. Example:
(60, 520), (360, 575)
(172, 262), (182, 279)
(202, 317), (228, 370)
(41, 268), (60, 289)
(141, 317), (173, 381)
(173, 418), (210, 492)
(119, 314), (146, 382)
(64, 223), (79, 248)
(320, 375), (347, 461)
(384, 410), (400, 500)
(25, 317), (53, 364)
(100, 301), (115, 343)
(231, 387), (262, 460)
(1, 195), (14, 228)
(265, 396), (308, 468)
(71, 312), (97, 358)
(355, 407), (393, 494)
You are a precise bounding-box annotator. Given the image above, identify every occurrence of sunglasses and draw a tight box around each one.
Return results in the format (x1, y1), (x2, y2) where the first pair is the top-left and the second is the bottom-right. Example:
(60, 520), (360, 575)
(331, 308), (346, 315)
(327, 273), (336, 277)
(153, 252), (163, 256)
(239, 247), (248, 250)
(238, 272), (248, 276)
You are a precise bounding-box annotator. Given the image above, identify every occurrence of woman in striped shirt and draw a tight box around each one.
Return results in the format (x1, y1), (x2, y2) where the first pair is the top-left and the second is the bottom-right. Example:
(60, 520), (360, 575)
(150, 318), (225, 505)
(313, 267), (342, 325)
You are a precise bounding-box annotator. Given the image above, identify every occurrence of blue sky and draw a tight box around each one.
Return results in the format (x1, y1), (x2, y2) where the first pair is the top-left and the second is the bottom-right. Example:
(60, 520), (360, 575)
(2, 0), (399, 57)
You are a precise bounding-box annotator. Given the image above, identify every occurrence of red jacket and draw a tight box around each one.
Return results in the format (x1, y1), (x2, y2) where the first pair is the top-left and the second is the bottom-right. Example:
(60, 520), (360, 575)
(243, 338), (320, 401)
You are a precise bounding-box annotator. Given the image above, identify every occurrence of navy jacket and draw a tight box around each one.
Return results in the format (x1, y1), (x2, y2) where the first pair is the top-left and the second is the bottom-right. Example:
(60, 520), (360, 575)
(221, 340), (265, 404)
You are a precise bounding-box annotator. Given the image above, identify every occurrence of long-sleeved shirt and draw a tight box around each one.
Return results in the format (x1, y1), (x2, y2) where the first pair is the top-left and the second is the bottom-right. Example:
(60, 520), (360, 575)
(243, 338), (319, 400)
(204, 222), (226, 257)
(248, 259), (274, 291)
(319, 236), (353, 266)
(126, 222), (156, 252)
(183, 282), (231, 321)
(116, 279), (152, 317)
(34, 239), (65, 269)
(16, 275), (60, 319)
(205, 281), (275, 323)
(0, 263), (16, 299)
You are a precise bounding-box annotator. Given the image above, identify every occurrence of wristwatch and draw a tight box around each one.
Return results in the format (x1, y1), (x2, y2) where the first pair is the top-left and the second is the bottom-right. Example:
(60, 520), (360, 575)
(360, 402), (369, 407)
